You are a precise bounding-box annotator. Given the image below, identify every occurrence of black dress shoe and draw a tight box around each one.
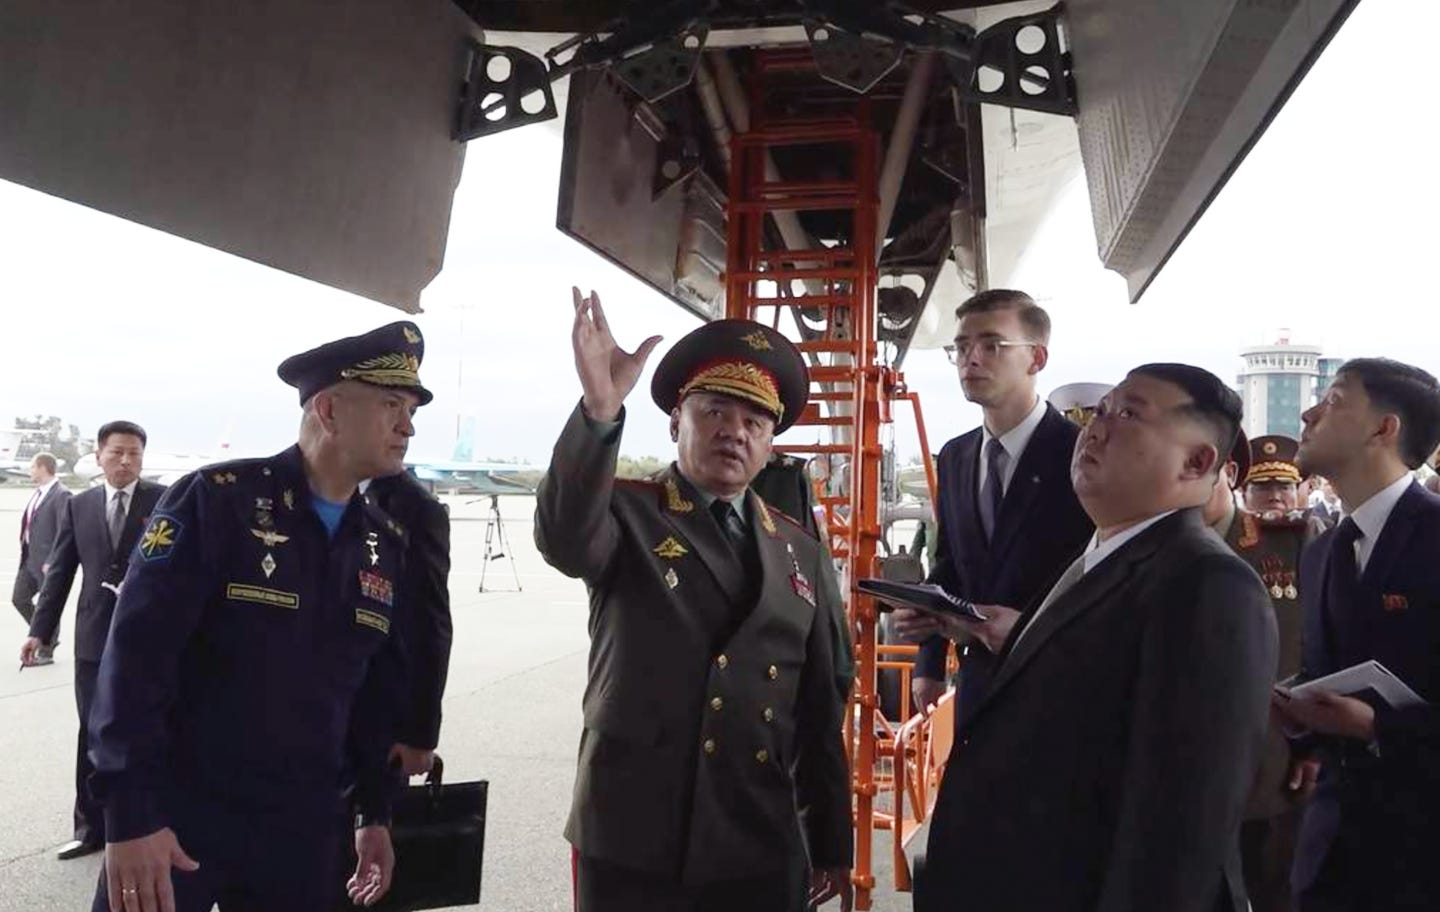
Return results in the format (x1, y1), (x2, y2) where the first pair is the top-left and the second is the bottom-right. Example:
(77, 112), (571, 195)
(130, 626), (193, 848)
(56, 839), (102, 860)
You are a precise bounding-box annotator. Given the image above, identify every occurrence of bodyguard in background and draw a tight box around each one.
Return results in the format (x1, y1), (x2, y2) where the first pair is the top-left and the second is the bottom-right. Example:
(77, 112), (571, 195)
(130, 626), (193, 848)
(12, 451), (71, 664)
(1274, 358), (1440, 912)
(19, 422), (163, 861)
(899, 290), (1091, 725)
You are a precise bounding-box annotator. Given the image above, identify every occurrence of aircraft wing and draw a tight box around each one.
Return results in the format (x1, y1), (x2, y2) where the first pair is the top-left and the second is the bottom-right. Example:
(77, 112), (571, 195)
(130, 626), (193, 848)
(0, 0), (1358, 318)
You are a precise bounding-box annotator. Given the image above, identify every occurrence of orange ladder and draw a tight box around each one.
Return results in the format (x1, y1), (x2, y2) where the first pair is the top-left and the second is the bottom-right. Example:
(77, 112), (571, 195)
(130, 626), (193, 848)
(722, 47), (894, 908)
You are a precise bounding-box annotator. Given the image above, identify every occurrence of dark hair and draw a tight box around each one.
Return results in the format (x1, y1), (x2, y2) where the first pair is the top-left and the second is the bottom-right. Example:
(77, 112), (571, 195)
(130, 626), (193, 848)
(31, 452), (58, 474)
(1129, 363), (1242, 475)
(1338, 358), (1440, 469)
(955, 289), (1051, 344)
(97, 420), (148, 448)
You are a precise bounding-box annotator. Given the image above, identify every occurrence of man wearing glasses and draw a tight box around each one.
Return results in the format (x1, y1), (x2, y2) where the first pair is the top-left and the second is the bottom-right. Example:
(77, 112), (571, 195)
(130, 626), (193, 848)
(893, 289), (1092, 732)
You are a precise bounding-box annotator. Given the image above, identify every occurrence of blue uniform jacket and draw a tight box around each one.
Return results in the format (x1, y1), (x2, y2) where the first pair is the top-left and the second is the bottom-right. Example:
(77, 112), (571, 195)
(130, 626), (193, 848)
(87, 446), (410, 841)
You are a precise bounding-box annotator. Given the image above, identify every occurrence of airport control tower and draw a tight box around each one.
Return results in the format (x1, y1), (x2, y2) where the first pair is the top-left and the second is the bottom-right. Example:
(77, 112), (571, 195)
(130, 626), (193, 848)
(1237, 332), (1336, 438)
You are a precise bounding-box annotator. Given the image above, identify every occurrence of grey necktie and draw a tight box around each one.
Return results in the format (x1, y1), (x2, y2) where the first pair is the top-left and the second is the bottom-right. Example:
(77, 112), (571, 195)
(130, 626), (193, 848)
(109, 490), (128, 549)
(709, 499), (745, 550)
(1011, 554), (1086, 650)
(978, 437), (1008, 540)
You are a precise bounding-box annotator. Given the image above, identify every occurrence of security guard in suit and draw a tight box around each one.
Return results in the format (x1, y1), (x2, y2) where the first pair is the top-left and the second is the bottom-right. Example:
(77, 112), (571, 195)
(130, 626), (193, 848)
(537, 288), (853, 912)
(1207, 433), (1319, 912)
(86, 322), (431, 912)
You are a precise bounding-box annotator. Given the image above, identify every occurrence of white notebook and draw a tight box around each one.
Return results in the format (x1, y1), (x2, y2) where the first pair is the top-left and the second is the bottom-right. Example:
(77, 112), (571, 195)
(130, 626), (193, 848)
(1286, 660), (1427, 710)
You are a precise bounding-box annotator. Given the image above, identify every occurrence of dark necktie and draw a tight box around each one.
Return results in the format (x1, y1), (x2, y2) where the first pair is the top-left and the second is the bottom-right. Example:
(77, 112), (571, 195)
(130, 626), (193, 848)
(1322, 517), (1363, 663)
(710, 499), (746, 550)
(110, 490), (128, 551)
(978, 437), (1007, 541)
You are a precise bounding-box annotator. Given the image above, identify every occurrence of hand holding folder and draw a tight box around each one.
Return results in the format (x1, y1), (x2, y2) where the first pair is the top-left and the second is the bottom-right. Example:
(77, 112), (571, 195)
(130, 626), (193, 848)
(857, 579), (990, 622)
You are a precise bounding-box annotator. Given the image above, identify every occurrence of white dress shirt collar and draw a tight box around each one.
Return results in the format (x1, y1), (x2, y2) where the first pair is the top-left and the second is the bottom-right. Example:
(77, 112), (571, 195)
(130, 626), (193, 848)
(103, 478), (140, 502)
(36, 476), (60, 498)
(1082, 510), (1178, 575)
(979, 395), (1047, 492)
(1348, 472), (1413, 573)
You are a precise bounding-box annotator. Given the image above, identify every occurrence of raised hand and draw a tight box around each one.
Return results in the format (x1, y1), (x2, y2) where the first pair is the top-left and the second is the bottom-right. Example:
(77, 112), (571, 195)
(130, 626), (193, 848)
(571, 287), (661, 422)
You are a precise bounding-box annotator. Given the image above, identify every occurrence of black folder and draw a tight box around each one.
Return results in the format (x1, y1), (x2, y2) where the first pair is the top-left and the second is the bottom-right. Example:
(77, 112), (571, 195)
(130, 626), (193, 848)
(857, 578), (989, 622)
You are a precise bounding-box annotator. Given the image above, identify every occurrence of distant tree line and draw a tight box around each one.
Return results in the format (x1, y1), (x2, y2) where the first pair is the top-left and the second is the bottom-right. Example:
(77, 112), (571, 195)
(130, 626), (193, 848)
(14, 415), (90, 474)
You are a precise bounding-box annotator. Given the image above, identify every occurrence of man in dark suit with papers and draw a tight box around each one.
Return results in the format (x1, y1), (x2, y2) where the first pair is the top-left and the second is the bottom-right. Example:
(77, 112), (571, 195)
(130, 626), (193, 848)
(1272, 358), (1440, 912)
(915, 364), (1277, 912)
(898, 290), (1092, 725)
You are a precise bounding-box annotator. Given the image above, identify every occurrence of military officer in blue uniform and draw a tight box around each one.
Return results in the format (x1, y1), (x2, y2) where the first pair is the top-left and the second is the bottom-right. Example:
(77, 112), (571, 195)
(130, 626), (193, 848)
(86, 322), (432, 912)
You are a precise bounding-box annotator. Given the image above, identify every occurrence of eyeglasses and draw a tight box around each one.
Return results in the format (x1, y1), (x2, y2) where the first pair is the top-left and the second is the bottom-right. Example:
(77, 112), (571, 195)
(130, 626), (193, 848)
(944, 339), (1038, 365)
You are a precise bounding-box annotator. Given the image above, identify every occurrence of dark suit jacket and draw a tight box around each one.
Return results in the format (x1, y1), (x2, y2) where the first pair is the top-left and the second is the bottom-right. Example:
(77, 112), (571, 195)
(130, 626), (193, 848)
(920, 508), (1278, 912)
(367, 471), (453, 750)
(535, 404), (851, 884)
(20, 482), (71, 579)
(1292, 482), (1440, 903)
(916, 404), (1093, 725)
(29, 481), (166, 661)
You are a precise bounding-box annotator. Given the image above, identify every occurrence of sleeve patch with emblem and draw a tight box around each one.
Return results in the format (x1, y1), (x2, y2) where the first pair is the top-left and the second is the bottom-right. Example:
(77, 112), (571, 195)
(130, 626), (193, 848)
(139, 515), (182, 562)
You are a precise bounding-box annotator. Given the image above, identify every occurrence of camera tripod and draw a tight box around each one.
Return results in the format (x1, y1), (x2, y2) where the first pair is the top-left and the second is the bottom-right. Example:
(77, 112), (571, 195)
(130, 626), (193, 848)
(477, 494), (521, 592)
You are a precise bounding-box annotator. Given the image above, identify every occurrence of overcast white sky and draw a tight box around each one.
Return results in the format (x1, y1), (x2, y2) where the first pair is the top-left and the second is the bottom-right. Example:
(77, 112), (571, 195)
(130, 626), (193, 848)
(0, 0), (1433, 464)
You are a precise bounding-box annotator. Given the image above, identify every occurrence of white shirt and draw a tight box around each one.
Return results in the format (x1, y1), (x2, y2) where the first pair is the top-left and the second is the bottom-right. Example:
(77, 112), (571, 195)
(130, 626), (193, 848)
(103, 479), (140, 526)
(22, 477), (61, 543)
(1082, 510), (1179, 576)
(978, 395), (1047, 496)
(1346, 472), (1413, 575)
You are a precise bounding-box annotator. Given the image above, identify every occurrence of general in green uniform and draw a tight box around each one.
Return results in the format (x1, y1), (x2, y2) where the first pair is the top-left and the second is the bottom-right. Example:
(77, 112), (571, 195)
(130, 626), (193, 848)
(1208, 433), (1319, 912)
(536, 289), (853, 912)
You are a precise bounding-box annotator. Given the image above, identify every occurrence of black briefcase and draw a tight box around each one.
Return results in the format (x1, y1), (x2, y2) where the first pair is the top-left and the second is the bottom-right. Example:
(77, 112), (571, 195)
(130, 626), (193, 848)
(341, 756), (487, 910)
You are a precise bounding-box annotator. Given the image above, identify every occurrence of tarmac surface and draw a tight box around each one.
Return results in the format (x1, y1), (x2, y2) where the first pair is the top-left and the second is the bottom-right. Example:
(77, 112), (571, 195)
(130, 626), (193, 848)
(0, 486), (912, 911)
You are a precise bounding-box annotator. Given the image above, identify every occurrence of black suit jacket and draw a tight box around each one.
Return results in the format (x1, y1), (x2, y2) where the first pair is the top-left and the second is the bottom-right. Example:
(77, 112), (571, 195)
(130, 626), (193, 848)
(367, 471), (453, 750)
(1292, 482), (1440, 903)
(29, 481), (166, 661)
(916, 404), (1093, 724)
(20, 482), (72, 579)
(920, 509), (1278, 912)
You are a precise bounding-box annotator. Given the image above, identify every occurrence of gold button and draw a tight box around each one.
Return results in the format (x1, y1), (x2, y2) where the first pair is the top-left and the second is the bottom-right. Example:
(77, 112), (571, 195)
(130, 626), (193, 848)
(703, 738), (716, 755)
(755, 749), (769, 763)
(762, 707), (774, 722)
(710, 697), (723, 711)
(767, 665), (778, 680)
(716, 654), (729, 669)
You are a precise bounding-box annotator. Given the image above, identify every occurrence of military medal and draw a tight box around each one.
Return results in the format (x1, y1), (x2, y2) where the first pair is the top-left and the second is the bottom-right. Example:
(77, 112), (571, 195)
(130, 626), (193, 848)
(365, 532), (380, 567)
(785, 542), (816, 606)
(282, 489), (295, 511)
(1270, 584), (1284, 600)
(254, 497), (275, 530)
(261, 553), (277, 578)
(665, 568), (679, 589)
(1284, 583), (1298, 600)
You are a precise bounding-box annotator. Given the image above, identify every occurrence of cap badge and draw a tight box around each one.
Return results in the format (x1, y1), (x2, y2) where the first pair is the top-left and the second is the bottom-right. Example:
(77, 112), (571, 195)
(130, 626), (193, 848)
(741, 330), (772, 351)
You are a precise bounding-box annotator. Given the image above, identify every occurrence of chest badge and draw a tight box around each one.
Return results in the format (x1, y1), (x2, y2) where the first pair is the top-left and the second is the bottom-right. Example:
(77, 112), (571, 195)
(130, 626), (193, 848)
(250, 528), (290, 548)
(365, 531), (380, 567)
(282, 489), (295, 511)
(261, 552), (277, 579)
(665, 567), (680, 589)
(653, 536), (688, 560)
(359, 570), (394, 606)
(1383, 593), (1409, 613)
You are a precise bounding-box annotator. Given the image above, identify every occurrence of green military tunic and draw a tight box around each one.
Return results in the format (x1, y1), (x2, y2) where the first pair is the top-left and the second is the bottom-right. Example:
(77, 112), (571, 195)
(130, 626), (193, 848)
(534, 403), (852, 885)
(1222, 506), (1314, 818)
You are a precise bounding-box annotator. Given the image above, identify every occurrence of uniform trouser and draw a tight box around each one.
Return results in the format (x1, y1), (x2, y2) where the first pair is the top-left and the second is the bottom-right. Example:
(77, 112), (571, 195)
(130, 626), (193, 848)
(73, 659), (103, 845)
(92, 792), (347, 912)
(1240, 807), (1302, 912)
(576, 853), (807, 912)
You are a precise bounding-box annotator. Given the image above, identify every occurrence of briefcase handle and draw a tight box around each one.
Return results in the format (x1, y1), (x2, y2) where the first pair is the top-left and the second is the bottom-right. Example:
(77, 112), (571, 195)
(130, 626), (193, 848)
(422, 754), (444, 796)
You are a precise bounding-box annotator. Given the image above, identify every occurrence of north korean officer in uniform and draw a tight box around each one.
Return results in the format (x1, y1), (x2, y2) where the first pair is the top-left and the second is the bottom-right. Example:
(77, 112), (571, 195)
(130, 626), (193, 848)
(1204, 432), (1320, 912)
(537, 288), (853, 912)
(86, 322), (431, 912)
